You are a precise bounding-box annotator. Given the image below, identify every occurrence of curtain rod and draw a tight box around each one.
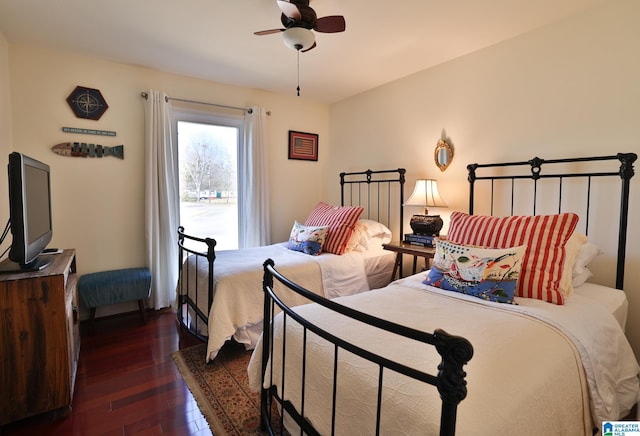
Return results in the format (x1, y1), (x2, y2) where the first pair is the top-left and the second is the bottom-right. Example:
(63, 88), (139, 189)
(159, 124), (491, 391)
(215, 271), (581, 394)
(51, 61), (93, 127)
(140, 92), (271, 115)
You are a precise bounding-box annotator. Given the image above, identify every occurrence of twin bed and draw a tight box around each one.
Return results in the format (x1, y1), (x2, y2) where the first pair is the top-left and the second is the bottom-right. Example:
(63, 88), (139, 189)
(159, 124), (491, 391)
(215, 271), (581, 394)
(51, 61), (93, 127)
(246, 153), (639, 435)
(177, 168), (406, 362)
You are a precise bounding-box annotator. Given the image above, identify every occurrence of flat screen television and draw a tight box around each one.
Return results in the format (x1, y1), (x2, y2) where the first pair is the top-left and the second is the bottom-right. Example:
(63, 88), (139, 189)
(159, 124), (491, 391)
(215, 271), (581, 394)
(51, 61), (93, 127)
(0, 152), (53, 272)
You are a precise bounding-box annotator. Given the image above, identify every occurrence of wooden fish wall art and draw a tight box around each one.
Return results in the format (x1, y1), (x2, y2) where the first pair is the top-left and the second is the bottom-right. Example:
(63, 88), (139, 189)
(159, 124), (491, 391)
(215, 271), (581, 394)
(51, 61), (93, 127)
(52, 142), (124, 159)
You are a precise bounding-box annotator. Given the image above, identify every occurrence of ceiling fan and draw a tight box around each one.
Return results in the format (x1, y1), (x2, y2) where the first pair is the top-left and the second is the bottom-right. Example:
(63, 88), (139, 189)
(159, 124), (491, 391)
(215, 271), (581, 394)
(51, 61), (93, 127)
(254, 0), (346, 52)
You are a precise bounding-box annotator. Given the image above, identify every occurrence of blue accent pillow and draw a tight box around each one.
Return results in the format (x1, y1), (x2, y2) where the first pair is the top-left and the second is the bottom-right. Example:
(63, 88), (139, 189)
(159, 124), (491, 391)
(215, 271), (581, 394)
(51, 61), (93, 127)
(423, 239), (526, 304)
(287, 221), (330, 255)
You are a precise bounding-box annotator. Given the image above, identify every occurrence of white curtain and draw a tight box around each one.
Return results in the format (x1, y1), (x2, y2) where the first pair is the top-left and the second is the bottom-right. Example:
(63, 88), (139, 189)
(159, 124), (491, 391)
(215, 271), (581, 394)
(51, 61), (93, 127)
(143, 90), (180, 309)
(239, 106), (271, 247)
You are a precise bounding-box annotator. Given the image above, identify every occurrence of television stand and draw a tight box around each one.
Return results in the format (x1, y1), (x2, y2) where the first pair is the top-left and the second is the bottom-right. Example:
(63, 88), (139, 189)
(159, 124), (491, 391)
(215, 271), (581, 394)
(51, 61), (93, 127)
(0, 249), (79, 426)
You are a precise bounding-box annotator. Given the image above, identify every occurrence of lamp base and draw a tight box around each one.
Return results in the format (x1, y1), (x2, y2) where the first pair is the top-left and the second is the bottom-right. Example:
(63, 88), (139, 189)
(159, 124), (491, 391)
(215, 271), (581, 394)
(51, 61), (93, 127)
(409, 214), (443, 236)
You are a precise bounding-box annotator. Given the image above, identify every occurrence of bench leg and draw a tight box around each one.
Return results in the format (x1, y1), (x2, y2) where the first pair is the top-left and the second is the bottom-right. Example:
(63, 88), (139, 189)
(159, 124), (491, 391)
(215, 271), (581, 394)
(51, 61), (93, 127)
(138, 299), (147, 324)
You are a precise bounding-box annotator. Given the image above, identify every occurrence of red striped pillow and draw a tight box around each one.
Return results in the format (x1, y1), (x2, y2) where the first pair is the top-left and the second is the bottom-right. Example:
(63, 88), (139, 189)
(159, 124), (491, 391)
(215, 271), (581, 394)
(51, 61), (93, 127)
(305, 202), (364, 255)
(448, 211), (579, 304)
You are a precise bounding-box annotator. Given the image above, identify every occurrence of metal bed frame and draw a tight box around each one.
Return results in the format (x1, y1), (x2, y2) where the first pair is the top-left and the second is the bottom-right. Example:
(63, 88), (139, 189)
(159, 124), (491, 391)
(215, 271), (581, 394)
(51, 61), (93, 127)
(176, 168), (406, 341)
(340, 168), (406, 239)
(177, 227), (216, 341)
(260, 259), (473, 436)
(258, 153), (636, 435)
(467, 153), (636, 289)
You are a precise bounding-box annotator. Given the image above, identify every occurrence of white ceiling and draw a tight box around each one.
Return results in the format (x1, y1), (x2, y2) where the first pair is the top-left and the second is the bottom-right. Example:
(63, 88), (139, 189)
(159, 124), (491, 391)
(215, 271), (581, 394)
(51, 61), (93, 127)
(0, 0), (609, 103)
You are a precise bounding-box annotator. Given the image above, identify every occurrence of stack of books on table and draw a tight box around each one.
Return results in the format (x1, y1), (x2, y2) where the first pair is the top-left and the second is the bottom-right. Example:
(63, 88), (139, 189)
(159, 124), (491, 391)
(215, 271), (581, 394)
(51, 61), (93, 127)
(404, 233), (436, 247)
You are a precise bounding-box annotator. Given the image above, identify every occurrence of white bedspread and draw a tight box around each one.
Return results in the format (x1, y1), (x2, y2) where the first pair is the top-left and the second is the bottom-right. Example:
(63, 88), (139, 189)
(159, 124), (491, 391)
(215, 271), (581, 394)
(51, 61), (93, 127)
(248, 273), (640, 434)
(183, 242), (392, 362)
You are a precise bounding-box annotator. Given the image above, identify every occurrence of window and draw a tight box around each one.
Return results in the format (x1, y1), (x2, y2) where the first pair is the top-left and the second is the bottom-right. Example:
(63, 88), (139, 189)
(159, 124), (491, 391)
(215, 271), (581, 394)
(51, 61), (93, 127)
(173, 107), (242, 250)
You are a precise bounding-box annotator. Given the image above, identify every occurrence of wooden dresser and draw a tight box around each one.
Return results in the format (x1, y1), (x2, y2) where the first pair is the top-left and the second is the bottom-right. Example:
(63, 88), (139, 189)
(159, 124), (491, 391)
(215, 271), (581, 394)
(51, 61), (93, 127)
(0, 249), (79, 426)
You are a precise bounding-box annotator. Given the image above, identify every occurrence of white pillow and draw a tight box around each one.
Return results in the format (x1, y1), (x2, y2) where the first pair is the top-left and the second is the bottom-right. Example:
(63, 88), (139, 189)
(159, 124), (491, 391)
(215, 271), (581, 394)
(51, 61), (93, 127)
(347, 219), (392, 252)
(572, 242), (601, 288)
(559, 232), (588, 297)
(360, 234), (392, 251)
(572, 268), (593, 288)
(573, 242), (600, 276)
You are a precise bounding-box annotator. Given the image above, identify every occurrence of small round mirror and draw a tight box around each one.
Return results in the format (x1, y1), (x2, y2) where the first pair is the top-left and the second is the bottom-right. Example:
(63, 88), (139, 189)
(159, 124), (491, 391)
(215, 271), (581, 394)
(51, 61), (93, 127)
(434, 139), (453, 172)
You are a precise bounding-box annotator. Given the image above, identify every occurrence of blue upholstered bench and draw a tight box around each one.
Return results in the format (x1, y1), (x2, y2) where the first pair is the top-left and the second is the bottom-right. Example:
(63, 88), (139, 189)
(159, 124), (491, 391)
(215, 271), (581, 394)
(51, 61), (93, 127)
(78, 267), (151, 325)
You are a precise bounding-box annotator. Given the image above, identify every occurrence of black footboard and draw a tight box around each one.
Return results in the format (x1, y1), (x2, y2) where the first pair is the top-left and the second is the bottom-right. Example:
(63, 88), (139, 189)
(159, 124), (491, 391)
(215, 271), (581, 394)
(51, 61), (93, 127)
(260, 259), (474, 436)
(176, 226), (216, 341)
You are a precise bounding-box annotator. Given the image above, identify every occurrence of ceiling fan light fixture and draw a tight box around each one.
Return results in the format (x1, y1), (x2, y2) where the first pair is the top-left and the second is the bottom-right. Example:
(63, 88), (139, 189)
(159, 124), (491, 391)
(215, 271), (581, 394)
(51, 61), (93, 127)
(282, 27), (315, 51)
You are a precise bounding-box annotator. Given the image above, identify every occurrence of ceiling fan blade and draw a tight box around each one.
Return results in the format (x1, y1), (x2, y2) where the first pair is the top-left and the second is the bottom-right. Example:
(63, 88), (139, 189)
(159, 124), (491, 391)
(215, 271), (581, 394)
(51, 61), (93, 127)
(314, 15), (346, 33)
(301, 41), (316, 52)
(254, 28), (285, 36)
(276, 0), (301, 20)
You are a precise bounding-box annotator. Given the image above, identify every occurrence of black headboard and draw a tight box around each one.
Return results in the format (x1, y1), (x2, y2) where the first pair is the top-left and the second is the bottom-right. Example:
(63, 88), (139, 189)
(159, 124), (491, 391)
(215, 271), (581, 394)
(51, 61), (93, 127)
(340, 168), (406, 241)
(467, 153), (636, 290)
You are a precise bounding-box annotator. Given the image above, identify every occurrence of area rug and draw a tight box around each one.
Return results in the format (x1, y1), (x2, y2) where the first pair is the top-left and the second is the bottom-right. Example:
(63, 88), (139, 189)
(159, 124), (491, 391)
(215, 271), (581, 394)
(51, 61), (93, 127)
(171, 341), (265, 435)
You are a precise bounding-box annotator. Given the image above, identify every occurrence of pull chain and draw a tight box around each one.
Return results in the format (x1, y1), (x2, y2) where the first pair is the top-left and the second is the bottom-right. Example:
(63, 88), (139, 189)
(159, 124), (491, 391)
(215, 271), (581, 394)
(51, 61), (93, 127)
(296, 49), (301, 97)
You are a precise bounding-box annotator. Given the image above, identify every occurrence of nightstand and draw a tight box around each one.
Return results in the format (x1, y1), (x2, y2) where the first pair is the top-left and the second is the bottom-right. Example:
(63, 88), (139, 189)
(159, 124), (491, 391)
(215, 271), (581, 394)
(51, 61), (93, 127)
(383, 241), (436, 281)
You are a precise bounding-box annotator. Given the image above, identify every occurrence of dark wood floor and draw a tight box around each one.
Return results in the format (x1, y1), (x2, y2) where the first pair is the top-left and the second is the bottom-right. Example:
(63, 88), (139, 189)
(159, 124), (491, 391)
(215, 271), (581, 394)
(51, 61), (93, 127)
(2, 309), (213, 436)
(5, 308), (637, 435)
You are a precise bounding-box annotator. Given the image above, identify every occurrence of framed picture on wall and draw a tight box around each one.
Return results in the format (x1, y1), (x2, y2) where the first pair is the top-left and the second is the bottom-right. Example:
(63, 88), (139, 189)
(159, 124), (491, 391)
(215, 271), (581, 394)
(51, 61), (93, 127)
(288, 130), (318, 161)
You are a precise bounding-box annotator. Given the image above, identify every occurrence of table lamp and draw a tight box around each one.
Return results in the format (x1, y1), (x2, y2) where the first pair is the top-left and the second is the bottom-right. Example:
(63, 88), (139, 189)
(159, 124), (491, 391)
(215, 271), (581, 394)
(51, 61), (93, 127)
(404, 179), (447, 235)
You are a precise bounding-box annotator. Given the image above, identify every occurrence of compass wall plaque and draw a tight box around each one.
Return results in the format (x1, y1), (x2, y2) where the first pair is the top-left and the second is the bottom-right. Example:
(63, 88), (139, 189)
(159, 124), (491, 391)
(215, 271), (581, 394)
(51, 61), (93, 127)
(66, 86), (108, 120)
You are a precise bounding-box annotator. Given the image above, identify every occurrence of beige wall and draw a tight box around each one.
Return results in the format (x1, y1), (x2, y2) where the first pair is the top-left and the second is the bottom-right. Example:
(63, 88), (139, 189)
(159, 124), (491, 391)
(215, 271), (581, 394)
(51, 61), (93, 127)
(5, 45), (330, 278)
(0, 33), (10, 242)
(329, 0), (640, 356)
(3, 43), (330, 315)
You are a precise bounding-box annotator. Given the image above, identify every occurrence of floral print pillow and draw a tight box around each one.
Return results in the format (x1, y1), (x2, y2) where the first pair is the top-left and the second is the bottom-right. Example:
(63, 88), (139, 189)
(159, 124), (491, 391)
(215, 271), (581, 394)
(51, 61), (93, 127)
(287, 221), (330, 255)
(423, 239), (526, 304)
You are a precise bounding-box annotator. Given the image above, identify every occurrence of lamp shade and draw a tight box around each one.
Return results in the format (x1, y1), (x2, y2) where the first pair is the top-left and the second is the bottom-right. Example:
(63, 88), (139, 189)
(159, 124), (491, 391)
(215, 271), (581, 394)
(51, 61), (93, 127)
(405, 179), (447, 210)
(282, 27), (315, 51)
